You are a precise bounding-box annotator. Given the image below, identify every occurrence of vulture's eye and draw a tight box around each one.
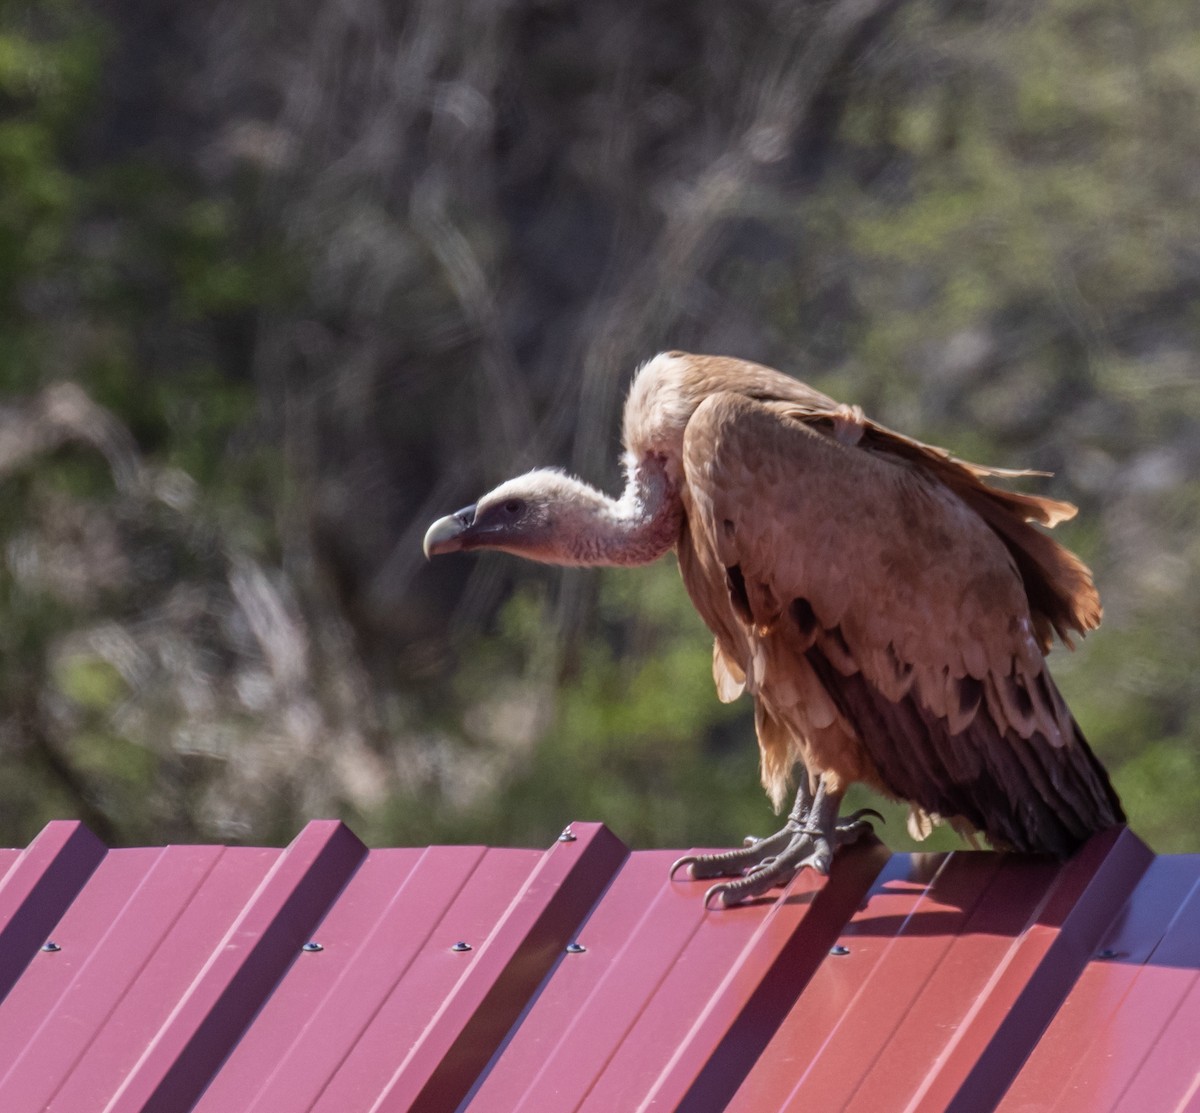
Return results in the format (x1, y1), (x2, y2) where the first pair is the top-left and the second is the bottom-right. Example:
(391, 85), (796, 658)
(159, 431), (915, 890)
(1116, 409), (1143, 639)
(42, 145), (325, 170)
(503, 498), (524, 515)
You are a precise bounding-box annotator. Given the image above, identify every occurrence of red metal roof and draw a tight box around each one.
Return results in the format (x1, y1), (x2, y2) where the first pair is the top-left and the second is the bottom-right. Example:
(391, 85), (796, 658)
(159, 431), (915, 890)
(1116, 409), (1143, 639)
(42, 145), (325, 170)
(0, 820), (1194, 1112)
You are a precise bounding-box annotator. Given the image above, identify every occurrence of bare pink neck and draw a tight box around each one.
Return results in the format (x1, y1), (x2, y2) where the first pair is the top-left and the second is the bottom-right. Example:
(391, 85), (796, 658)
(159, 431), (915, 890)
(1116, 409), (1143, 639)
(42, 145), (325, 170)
(563, 457), (681, 567)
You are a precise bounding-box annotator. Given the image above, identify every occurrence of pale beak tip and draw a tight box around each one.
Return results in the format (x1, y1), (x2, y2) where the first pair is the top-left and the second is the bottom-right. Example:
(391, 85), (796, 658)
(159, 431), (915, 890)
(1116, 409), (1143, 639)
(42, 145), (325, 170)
(423, 512), (469, 559)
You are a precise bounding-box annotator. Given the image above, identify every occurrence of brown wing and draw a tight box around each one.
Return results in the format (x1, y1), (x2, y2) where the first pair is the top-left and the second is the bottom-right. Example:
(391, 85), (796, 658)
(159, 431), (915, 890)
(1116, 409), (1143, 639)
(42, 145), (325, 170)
(671, 353), (1100, 650)
(848, 415), (1101, 652)
(680, 390), (1123, 854)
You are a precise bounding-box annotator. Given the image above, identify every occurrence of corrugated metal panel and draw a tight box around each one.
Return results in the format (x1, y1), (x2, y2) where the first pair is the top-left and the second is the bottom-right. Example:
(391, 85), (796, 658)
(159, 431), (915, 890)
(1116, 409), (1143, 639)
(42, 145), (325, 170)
(0, 820), (1194, 1113)
(998, 853), (1200, 1113)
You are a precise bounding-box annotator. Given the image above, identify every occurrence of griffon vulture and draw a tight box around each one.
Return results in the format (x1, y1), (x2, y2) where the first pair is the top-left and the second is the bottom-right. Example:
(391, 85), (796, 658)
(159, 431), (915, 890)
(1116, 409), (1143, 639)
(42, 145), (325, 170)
(424, 352), (1123, 906)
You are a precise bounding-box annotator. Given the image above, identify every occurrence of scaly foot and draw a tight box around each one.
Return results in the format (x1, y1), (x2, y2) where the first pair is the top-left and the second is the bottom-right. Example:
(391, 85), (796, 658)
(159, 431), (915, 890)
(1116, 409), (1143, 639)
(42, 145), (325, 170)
(669, 778), (880, 907)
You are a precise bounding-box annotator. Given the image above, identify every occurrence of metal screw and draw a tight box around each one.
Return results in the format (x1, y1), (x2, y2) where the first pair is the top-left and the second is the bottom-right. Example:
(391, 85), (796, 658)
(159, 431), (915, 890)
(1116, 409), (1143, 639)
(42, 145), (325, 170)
(558, 827), (577, 843)
(830, 944), (851, 956)
(451, 941), (472, 952)
(41, 941), (61, 953)
(302, 942), (324, 953)
(566, 942), (586, 954)
(1097, 948), (1120, 960)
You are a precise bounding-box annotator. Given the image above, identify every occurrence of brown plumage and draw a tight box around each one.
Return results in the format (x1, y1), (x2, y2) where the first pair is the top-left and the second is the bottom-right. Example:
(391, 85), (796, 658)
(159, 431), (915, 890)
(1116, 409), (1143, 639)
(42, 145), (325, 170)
(425, 352), (1123, 897)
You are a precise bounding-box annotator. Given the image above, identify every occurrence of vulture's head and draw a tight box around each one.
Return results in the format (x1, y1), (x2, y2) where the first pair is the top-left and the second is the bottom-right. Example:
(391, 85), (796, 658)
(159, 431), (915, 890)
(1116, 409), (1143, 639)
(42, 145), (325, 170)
(423, 469), (603, 565)
(423, 461), (681, 568)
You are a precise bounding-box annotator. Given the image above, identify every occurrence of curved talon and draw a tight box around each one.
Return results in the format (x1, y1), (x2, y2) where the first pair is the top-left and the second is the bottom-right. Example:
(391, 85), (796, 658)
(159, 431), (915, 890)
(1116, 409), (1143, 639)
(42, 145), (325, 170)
(703, 863), (796, 909)
(668, 828), (799, 882)
(669, 847), (760, 880)
(703, 883), (728, 910)
(746, 861), (798, 888)
(703, 880), (749, 909)
(840, 807), (884, 827)
(669, 854), (698, 881)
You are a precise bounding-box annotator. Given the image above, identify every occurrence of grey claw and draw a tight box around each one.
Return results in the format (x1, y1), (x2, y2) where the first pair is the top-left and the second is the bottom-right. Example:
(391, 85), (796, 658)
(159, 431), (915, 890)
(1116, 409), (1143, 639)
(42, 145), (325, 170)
(669, 854), (699, 881)
(703, 880), (753, 909)
(841, 807), (884, 827)
(702, 868), (784, 909)
(667, 836), (792, 881)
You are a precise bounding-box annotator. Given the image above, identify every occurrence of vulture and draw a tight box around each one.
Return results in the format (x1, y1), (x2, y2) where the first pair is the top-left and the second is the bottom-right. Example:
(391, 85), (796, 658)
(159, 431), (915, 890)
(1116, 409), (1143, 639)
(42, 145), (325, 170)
(424, 352), (1124, 906)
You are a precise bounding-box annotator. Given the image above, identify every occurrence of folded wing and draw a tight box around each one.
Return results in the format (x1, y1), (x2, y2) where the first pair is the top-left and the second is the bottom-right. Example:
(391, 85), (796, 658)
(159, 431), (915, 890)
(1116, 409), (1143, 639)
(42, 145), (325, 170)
(679, 390), (1122, 854)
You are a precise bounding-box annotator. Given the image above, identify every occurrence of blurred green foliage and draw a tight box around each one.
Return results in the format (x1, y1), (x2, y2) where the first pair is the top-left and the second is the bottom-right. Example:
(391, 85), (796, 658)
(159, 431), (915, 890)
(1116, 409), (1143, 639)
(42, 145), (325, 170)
(0, 0), (1197, 858)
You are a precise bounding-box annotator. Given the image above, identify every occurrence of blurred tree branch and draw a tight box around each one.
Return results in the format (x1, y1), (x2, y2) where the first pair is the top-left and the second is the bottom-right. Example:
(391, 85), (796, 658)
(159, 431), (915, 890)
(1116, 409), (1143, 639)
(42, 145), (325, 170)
(0, 0), (1197, 851)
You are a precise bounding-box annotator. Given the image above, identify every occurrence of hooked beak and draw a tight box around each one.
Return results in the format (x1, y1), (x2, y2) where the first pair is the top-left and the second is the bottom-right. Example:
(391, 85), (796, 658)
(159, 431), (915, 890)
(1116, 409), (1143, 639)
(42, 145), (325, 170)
(423, 504), (477, 558)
